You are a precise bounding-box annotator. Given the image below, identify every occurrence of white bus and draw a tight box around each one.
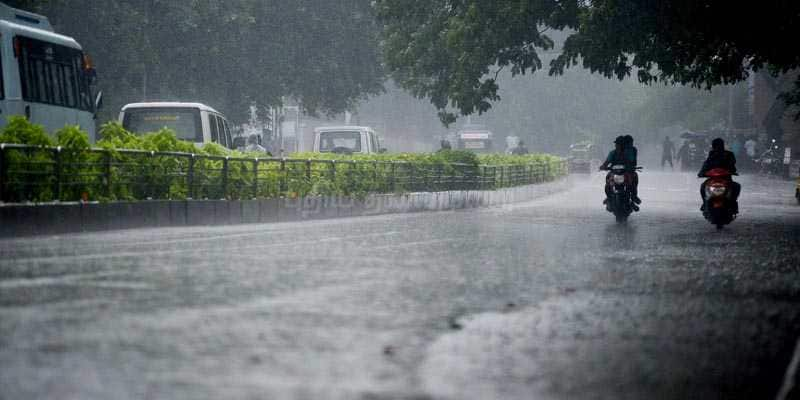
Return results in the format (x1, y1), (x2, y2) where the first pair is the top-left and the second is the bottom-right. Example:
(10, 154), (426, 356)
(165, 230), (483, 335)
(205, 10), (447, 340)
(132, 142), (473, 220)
(0, 3), (100, 140)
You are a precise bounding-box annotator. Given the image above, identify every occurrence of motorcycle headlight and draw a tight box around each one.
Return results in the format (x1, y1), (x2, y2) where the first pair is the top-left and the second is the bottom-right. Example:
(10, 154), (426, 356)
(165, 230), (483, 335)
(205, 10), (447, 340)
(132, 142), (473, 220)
(613, 174), (625, 184)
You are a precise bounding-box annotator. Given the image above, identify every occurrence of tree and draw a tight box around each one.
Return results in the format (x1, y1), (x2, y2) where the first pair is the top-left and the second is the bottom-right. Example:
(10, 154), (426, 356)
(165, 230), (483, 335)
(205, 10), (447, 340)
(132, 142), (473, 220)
(10, 0), (385, 124)
(374, 0), (800, 124)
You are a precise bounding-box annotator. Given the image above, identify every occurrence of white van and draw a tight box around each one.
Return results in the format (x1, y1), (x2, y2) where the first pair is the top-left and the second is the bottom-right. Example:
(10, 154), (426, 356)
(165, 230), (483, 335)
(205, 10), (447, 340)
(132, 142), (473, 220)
(0, 3), (100, 140)
(312, 125), (384, 154)
(119, 102), (233, 149)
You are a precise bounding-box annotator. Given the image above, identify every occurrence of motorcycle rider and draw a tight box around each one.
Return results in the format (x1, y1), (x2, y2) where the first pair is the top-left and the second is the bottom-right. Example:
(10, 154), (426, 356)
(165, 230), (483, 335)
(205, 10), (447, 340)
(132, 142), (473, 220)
(600, 135), (641, 211)
(698, 137), (741, 214)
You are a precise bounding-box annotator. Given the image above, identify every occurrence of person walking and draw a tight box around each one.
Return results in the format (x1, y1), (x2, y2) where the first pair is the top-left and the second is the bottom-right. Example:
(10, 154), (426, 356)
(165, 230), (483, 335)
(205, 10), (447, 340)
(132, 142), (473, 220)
(661, 136), (675, 169)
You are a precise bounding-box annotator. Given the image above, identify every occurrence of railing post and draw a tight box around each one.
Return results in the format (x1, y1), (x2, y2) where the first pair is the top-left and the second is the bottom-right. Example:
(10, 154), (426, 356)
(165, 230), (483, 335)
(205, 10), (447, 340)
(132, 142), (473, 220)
(105, 150), (112, 199)
(148, 151), (155, 200)
(306, 159), (312, 181)
(280, 158), (287, 195)
(500, 165), (505, 188)
(253, 159), (259, 198)
(409, 163), (415, 191)
(373, 160), (379, 191)
(0, 144), (5, 202)
(437, 164), (443, 191)
(54, 147), (62, 201)
(390, 161), (396, 193)
(188, 154), (195, 199)
(222, 156), (230, 199)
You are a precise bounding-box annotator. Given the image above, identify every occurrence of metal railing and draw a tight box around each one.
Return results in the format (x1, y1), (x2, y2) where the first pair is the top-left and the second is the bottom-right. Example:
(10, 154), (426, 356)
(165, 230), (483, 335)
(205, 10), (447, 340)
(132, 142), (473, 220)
(0, 144), (566, 203)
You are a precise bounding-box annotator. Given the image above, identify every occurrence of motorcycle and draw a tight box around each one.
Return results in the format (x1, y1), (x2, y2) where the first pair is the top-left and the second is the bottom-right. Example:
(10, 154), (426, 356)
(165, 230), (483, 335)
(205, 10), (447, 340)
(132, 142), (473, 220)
(700, 168), (738, 229)
(755, 139), (785, 177)
(603, 164), (641, 223)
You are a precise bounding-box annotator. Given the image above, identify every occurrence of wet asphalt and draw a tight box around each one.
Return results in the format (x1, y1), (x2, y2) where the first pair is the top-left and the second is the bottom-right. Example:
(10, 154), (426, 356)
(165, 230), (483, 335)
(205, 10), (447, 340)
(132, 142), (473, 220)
(1, 171), (799, 400)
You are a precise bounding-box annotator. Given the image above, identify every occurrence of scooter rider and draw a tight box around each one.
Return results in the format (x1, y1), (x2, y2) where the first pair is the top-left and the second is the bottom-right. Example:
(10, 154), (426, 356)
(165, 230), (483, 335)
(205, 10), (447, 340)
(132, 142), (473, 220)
(698, 137), (741, 213)
(600, 136), (641, 210)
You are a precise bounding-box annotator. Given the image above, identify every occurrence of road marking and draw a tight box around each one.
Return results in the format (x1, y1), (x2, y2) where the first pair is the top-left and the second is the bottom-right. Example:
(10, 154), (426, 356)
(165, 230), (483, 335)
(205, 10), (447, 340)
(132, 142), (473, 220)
(776, 335), (800, 400)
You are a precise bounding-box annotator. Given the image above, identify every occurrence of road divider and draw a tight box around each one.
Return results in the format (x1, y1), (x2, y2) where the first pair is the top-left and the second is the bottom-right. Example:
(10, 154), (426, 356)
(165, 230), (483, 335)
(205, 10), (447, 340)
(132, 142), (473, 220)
(0, 178), (569, 238)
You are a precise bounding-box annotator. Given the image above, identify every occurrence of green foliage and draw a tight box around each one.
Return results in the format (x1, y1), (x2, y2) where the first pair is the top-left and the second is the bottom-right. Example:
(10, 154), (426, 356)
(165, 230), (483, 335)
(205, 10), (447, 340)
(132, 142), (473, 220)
(375, 0), (800, 123)
(20, 0), (385, 124)
(56, 125), (91, 150)
(0, 116), (54, 146)
(1, 123), (566, 203)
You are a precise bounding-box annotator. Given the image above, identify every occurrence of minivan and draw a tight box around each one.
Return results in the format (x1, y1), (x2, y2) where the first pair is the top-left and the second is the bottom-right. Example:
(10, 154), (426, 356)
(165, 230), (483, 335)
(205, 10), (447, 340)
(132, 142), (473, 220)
(119, 102), (233, 149)
(312, 126), (384, 154)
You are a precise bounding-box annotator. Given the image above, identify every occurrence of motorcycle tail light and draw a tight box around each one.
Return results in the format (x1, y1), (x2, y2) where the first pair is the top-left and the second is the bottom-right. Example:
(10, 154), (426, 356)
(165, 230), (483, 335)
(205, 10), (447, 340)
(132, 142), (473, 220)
(706, 184), (726, 197)
(613, 174), (625, 184)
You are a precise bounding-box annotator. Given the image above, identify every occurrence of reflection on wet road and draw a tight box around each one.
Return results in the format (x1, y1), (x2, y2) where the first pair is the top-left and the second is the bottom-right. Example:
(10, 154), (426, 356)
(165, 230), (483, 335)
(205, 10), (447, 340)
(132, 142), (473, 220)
(1, 172), (799, 399)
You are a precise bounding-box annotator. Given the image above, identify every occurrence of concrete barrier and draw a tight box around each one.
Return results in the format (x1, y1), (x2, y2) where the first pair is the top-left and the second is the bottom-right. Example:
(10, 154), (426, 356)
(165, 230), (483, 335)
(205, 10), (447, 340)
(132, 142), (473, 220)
(0, 177), (569, 238)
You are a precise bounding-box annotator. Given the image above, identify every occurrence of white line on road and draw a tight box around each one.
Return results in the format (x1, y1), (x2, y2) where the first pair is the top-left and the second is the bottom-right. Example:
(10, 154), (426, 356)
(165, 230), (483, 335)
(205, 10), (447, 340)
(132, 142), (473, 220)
(776, 335), (800, 400)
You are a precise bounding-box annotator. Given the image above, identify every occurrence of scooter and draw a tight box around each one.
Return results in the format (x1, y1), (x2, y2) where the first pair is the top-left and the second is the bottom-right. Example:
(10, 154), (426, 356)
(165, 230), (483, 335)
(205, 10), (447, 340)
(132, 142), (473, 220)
(603, 164), (641, 223)
(700, 168), (738, 229)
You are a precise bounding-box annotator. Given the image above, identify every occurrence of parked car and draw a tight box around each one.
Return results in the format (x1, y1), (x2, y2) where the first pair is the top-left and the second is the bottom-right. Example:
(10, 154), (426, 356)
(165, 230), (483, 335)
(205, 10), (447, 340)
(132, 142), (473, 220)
(312, 126), (385, 154)
(119, 102), (233, 149)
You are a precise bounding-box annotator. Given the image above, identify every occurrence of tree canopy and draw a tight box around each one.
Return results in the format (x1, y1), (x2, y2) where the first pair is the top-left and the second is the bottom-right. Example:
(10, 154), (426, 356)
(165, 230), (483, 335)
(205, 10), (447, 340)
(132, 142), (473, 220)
(374, 0), (800, 124)
(9, 0), (385, 123)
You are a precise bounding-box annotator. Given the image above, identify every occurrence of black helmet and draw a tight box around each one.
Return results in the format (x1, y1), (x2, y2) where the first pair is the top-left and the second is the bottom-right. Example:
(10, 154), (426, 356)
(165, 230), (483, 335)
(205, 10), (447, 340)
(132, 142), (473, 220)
(712, 137), (724, 150)
(614, 136), (625, 145)
(624, 135), (634, 146)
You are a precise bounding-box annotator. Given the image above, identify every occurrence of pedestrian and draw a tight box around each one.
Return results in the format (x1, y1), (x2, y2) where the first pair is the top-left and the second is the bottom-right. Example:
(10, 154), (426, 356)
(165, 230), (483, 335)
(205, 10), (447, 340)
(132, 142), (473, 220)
(439, 139), (452, 151)
(661, 136), (675, 169)
(676, 141), (690, 171)
(730, 135), (744, 160)
(511, 140), (529, 155)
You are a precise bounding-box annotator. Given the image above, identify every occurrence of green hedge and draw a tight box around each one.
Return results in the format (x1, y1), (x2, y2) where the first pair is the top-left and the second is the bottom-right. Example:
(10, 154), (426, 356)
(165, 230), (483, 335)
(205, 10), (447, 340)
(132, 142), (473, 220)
(0, 118), (566, 202)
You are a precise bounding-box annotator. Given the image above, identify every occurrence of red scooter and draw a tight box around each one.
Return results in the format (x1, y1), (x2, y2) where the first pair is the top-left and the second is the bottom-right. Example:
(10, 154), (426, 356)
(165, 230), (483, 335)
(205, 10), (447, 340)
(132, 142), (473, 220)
(700, 168), (738, 229)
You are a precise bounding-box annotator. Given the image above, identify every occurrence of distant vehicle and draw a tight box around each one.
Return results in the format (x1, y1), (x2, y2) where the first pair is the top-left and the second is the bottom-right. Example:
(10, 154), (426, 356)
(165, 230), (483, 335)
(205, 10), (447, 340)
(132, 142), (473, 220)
(455, 124), (493, 153)
(119, 102), (233, 149)
(568, 142), (595, 173)
(312, 125), (385, 154)
(0, 3), (101, 141)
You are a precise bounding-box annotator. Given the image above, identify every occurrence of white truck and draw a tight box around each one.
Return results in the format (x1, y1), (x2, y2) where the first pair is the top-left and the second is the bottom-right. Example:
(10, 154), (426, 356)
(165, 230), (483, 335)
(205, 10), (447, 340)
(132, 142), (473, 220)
(0, 3), (101, 140)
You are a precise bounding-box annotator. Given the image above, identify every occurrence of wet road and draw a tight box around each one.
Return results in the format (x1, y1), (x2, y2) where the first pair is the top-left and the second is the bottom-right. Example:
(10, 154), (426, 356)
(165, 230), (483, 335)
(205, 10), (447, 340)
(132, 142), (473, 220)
(1, 171), (800, 400)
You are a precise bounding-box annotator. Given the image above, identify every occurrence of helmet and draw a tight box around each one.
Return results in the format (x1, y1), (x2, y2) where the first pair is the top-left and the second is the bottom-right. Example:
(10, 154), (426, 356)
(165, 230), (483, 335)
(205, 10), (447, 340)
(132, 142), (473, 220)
(624, 135), (634, 146)
(614, 136), (625, 145)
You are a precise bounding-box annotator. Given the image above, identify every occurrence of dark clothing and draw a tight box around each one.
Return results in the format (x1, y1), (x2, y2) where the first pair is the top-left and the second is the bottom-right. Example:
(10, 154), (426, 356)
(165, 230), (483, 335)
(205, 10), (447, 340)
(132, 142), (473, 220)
(601, 148), (637, 172)
(698, 150), (737, 177)
(511, 145), (529, 155)
(662, 139), (675, 158)
(662, 139), (675, 168)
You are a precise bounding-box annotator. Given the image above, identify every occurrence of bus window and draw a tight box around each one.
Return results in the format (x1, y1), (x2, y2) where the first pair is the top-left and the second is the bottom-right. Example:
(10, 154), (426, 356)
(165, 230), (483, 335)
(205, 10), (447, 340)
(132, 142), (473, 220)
(0, 43), (4, 100)
(215, 115), (226, 147)
(369, 132), (378, 153)
(16, 36), (91, 111)
(209, 114), (219, 144)
(122, 107), (202, 141)
(222, 119), (232, 148)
